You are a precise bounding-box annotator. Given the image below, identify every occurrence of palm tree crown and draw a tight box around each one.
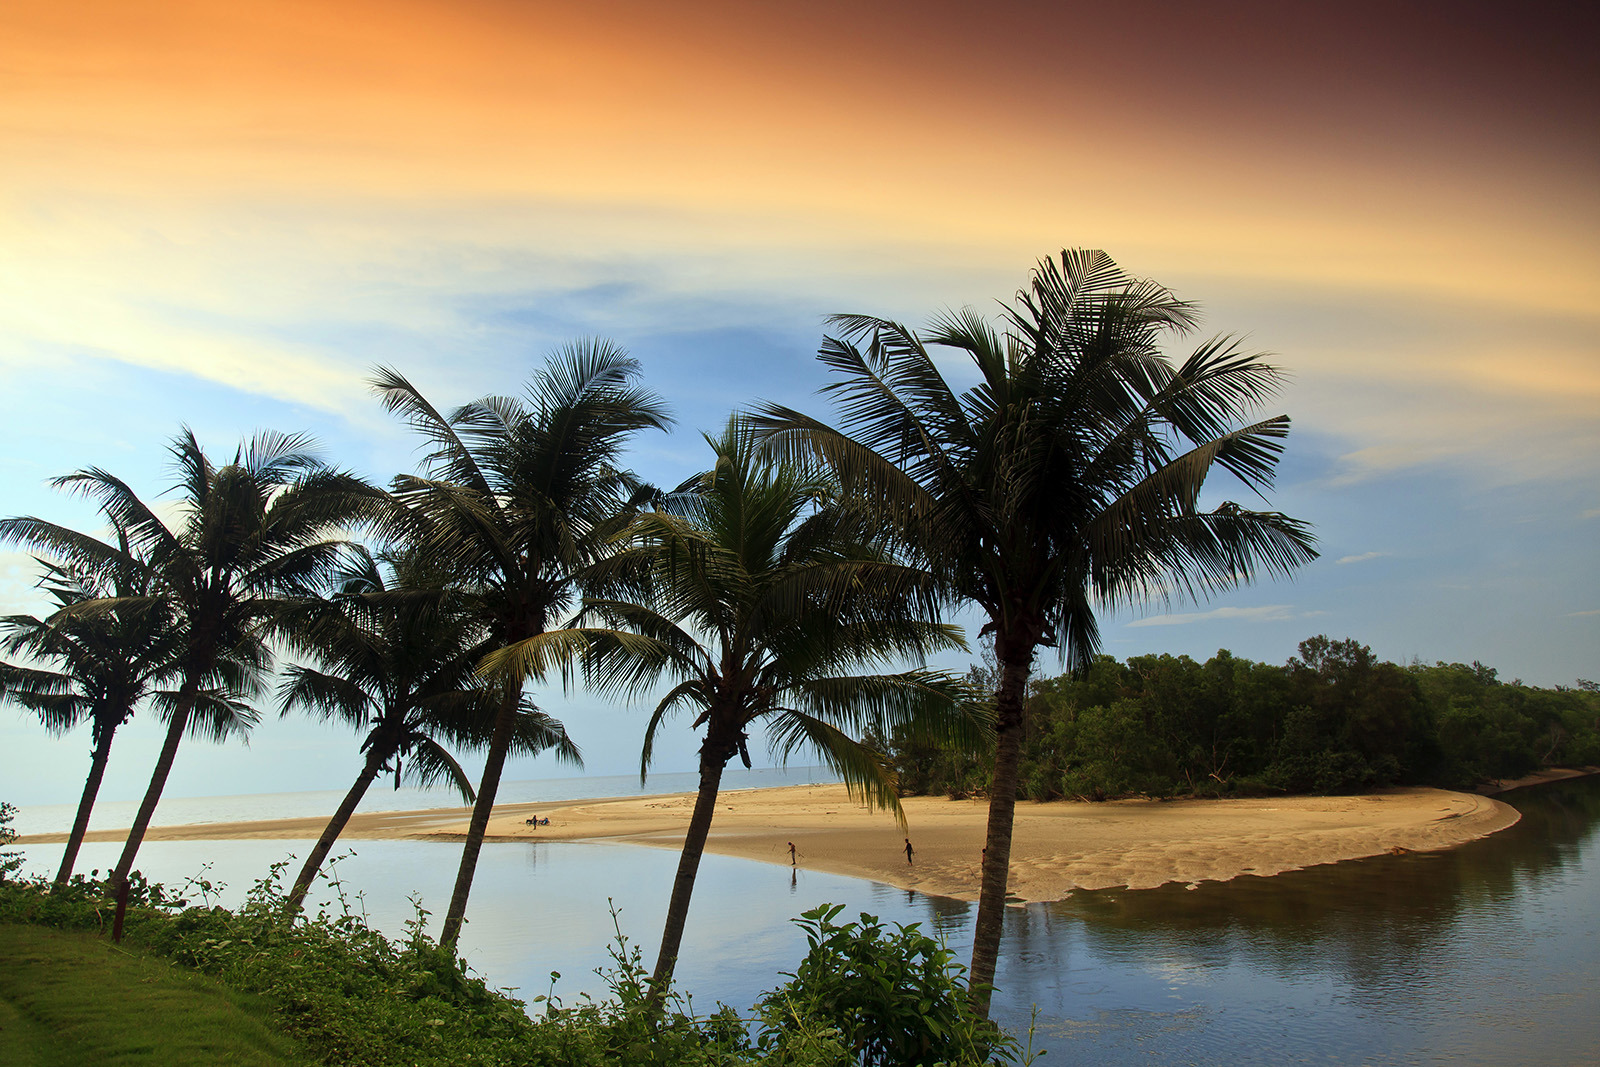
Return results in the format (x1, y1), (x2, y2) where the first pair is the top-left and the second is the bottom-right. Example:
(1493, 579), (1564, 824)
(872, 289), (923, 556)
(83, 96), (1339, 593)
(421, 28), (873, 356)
(372, 339), (672, 949)
(276, 545), (579, 914)
(578, 417), (979, 992)
(0, 529), (184, 886)
(756, 249), (1319, 1014)
(8, 428), (385, 890)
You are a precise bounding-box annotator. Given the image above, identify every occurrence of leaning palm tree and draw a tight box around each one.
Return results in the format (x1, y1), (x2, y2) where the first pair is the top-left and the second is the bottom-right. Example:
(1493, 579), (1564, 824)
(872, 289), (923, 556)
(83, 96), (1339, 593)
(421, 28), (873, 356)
(276, 546), (580, 915)
(577, 418), (981, 995)
(372, 340), (671, 950)
(5, 429), (385, 891)
(0, 530), (179, 886)
(756, 249), (1319, 1015)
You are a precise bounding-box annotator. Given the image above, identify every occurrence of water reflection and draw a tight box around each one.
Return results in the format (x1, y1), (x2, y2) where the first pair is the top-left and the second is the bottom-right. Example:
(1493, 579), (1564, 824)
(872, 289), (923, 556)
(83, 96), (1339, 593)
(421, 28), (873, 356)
(963, 779), (1600, 1065)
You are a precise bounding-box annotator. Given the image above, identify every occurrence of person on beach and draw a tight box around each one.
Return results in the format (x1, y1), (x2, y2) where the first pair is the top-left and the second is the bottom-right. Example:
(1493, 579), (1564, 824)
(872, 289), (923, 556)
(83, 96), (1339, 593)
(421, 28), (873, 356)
(904, 838), (915, 865)
(788, 841), (797, 865)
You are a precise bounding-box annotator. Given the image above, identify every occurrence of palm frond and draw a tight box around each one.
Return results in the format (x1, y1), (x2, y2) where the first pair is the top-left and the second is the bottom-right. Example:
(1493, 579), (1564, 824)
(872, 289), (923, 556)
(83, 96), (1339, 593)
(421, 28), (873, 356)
(765, 710), (906, 828)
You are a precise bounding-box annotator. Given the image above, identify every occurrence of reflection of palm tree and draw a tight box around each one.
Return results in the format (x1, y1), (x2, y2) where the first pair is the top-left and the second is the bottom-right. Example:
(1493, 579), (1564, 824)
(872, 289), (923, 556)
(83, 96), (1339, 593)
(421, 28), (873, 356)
(578, 419), (978, 993)
(758, 250), (1317, 1014)
(14, 430), (383, 891)
(372, 341), (670, 950)
(277, 547), (580, 915)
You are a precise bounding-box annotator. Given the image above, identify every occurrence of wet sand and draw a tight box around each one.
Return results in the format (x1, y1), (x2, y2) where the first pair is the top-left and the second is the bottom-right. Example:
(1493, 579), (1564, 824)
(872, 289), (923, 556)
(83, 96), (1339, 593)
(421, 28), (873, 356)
(24, 783), (1521, 903)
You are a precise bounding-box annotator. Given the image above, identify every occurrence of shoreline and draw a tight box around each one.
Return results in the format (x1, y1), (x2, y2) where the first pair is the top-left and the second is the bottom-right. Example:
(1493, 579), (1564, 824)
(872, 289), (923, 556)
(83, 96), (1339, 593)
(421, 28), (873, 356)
(21, 781), (1524, 903)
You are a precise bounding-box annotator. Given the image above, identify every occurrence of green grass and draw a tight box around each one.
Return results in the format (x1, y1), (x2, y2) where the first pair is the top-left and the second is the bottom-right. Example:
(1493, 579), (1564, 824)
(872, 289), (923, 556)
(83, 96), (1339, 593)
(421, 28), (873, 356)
(0, 924), (306, 1066)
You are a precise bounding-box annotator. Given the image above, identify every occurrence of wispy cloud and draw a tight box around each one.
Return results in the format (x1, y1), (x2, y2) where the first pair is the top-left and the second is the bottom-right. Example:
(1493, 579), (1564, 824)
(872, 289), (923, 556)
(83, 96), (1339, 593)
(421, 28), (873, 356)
(1582, 508), (1600, 520)
(1127, 605), (1324, 628)
(1336, 551), (1389, 565)
(1567, 609), (1600, 617)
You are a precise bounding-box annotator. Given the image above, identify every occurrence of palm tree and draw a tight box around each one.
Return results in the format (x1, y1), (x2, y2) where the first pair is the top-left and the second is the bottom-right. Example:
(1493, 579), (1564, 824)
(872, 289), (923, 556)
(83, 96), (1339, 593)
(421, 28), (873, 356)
(276, 546), (580, 915)
(0, 527), (179, 887)
(5, 429), (385, 892)
(756, 249), (1319, 1015)
(576, 418), (981, 994)
(372, 339), (671, 950)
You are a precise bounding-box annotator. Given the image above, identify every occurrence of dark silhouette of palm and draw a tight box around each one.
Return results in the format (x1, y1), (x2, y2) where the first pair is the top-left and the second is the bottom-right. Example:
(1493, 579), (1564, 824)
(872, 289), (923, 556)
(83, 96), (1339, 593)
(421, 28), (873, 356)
(757, 250), (1318, 1014)
(371, 340), (670, 949)
(276, 546), (579, 914)
(0, 523), (238, 887)
(577, 418), (980, 993)
(7, 429), (384, 891)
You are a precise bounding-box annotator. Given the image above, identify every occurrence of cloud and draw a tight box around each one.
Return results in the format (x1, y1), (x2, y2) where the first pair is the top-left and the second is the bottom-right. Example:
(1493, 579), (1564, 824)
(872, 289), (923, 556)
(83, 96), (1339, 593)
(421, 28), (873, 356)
(1567, 609), (1600, 617)
(1127, 605), (1323, 628)
(1582, 508), (1600, 520)
(1336, 551), (1389, 565)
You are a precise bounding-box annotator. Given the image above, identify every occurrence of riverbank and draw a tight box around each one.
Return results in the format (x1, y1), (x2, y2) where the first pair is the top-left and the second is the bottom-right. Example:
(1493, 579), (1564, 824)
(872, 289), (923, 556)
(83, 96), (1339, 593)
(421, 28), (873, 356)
(23, 783), (1520, 903)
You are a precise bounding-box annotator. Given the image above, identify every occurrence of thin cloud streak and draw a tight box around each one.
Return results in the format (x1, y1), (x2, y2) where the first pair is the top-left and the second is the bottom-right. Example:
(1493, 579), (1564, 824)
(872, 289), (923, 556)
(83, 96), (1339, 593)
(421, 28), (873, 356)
(1127, 606), (1326, 628)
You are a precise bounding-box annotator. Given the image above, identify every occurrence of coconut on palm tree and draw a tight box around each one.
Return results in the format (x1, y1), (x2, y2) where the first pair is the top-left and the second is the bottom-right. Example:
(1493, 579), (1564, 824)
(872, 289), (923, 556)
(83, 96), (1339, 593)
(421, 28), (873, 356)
(372, 340), (671, 950)
(576, 417), (981, 995)
(9, 429), (386, 891)
(756, 249), (1318, 1015)
(276, 545), (580, 915)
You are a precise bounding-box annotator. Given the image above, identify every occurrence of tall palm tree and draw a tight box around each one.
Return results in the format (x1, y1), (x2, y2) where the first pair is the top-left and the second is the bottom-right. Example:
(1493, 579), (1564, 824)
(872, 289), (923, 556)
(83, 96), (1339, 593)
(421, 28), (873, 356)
(276, 546), (580, 915)
(576, 418), (981, 995)
(372, 339), (671, 950)
(5, 429), (385, 892)
(756, 249), (1319, 1015)
(0, 528), (180, 887)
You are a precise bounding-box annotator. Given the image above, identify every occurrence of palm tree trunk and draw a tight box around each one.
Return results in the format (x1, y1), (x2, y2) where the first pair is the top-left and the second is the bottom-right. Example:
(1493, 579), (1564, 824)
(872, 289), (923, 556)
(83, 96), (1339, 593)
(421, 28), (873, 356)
(967, 642), (1033, 1019)
(650, 748), (727, 997)
(284, 745), (388, 916)
(54, 724), (116, 888)
(110, 687), (194, 891)
(439, 683), (520, 952)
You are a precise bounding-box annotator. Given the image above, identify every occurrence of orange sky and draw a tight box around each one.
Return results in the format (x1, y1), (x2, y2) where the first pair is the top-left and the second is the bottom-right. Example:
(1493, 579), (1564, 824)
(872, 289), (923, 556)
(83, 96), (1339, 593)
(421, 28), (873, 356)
(3, 0), (1595, 311)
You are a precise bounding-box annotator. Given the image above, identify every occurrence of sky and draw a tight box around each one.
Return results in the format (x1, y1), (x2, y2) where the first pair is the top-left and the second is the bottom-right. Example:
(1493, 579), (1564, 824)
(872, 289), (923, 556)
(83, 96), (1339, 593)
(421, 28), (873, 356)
(2, 0), (1596, 807)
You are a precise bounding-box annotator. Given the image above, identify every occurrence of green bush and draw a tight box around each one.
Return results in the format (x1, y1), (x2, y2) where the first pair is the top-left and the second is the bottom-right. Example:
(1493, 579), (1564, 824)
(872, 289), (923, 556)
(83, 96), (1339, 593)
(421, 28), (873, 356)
(0, 802), (24, 882)
(755, 904), (1017, 1067)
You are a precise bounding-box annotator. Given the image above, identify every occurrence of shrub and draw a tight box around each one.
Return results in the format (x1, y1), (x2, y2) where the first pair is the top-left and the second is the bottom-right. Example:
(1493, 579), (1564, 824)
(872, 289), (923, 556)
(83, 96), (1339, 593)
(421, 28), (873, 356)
(0, 802), (24, 882)
(755, 904), (1018, 1067)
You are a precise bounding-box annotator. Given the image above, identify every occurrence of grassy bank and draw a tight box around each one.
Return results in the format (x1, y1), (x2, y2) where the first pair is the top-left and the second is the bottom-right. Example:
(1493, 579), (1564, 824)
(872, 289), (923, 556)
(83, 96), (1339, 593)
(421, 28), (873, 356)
(0, 869), (1028, 1067)
(0, 924), (304, 1066)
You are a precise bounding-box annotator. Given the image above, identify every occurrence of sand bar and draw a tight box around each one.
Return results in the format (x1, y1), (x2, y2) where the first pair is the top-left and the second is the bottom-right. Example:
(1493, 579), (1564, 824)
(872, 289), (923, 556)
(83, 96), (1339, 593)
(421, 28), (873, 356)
(24, 783), (1520, 903)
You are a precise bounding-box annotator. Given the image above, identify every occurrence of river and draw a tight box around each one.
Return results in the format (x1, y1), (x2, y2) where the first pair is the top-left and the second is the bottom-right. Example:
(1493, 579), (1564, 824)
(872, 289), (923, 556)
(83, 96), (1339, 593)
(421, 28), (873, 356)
(16, 776), (1598, 1064)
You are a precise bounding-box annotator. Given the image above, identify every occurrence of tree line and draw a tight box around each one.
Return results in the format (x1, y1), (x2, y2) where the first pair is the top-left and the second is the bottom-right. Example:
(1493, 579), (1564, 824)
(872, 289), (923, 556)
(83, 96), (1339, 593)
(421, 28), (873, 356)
(876, 638), (1600, 802)
(1, 249), (1318, 1020)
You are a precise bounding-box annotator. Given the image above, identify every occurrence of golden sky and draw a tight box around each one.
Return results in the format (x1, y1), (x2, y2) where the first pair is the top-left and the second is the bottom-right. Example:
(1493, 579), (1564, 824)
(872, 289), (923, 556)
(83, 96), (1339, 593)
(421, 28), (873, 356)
(3, 0), (1595, 310)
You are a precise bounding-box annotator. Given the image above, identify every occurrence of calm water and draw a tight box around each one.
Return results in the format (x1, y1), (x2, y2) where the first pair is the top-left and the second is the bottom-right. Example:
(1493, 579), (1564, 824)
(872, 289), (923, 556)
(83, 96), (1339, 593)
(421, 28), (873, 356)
(17, 778), (1599, 1065)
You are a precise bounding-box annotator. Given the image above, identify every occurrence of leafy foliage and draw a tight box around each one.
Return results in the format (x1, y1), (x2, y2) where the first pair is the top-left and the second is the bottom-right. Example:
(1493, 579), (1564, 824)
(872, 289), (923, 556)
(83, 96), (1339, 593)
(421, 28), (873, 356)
(755, 904), (1017, 1067)
(880, 637), (1600, 800)
(0, 802), (23, 881)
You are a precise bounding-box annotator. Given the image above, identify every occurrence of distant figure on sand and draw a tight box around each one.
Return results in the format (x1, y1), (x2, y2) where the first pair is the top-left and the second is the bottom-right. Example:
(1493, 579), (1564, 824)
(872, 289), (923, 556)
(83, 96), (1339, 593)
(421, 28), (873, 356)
(788, 841), (797, 865)
(904, 838), (915, 865)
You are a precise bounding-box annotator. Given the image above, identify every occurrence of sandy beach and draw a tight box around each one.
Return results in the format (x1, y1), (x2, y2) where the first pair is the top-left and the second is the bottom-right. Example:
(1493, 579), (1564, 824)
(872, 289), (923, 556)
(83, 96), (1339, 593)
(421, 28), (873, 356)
(26, 783), (1521, 903)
